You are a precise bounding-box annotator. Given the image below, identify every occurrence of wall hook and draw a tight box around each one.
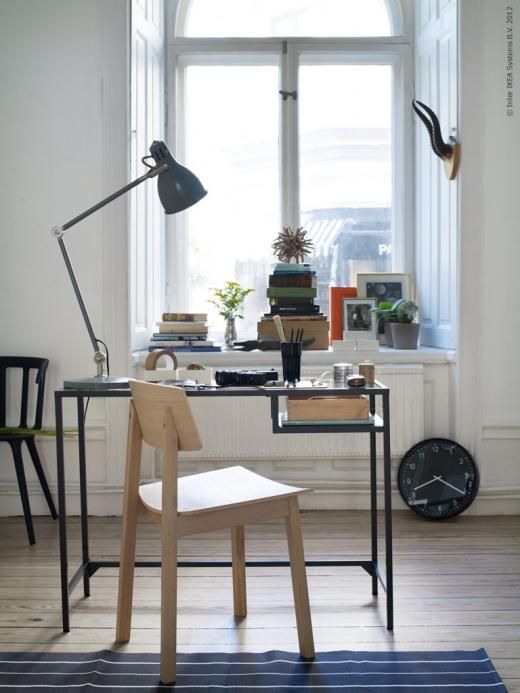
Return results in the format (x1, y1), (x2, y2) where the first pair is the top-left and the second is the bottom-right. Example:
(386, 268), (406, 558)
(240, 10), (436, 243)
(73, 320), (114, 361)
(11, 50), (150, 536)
(412, 99), (460, 180)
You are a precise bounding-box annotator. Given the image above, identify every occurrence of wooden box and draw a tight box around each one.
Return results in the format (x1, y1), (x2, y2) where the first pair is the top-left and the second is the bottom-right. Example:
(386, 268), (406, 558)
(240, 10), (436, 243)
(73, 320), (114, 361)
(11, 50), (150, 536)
(287, 394), (370, 421)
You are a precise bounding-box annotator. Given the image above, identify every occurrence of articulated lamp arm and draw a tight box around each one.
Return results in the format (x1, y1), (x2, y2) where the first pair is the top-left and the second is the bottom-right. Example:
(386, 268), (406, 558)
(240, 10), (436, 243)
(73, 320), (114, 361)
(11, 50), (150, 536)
(51, 141), (206, 389)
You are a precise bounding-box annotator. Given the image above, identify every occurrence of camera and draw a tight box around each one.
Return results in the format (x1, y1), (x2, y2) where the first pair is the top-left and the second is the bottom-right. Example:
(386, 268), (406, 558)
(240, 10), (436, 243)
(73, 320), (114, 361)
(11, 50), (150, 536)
(215, 369), (278, 387)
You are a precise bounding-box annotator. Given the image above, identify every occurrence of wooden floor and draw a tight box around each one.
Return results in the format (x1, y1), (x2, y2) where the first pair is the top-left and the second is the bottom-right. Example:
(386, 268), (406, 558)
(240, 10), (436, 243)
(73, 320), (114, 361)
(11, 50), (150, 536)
(0, 511), (519, 690)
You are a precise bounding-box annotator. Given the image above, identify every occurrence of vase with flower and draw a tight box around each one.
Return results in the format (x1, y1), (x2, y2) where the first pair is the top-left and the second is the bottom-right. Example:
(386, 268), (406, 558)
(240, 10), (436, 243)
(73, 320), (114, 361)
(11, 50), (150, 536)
(208, 281), (254, 350)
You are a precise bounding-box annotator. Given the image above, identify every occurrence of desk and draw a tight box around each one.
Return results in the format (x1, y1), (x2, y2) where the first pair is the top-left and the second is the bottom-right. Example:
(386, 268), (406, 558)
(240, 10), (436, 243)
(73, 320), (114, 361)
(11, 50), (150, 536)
(55, 381), (393, 633)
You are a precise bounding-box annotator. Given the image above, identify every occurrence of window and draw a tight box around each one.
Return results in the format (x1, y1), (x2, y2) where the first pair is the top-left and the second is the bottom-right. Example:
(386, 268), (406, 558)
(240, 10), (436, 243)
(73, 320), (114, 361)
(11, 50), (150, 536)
(167, 0), (408, 341)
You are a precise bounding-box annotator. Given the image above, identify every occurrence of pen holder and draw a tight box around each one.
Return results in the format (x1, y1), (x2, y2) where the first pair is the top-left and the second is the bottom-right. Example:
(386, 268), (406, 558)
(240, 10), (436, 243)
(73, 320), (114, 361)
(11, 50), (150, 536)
(280, 341), (302, 383)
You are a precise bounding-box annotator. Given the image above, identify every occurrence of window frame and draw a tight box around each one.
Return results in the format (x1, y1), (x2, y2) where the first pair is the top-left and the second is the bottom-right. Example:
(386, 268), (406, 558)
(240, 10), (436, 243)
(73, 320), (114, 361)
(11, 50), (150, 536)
(165, 5), (413, 315)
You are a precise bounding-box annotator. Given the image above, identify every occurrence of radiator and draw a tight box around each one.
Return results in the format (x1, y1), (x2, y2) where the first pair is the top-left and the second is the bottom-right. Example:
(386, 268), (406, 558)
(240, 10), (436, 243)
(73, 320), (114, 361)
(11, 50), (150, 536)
(180, 365), (424, 463)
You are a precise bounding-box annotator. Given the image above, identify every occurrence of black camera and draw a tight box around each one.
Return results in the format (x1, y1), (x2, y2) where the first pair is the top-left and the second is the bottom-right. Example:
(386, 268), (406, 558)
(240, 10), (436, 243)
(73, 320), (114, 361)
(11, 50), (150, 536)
(215, 369), (278, 386)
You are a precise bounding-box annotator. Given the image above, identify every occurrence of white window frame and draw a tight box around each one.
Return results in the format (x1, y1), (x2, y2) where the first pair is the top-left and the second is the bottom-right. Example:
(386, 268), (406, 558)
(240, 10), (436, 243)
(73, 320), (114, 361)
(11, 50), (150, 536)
(164, 3), (413, 313)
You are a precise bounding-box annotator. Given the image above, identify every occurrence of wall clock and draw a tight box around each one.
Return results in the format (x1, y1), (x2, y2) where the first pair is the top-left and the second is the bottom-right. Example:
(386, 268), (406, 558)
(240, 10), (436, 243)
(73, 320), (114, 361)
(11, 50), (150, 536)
(397, 438), (479, 519)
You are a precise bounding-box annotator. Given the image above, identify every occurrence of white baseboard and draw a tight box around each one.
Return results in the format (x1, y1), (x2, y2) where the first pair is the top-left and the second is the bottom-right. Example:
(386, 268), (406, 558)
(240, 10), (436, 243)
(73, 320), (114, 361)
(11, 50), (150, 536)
(1, 483), (519, 516)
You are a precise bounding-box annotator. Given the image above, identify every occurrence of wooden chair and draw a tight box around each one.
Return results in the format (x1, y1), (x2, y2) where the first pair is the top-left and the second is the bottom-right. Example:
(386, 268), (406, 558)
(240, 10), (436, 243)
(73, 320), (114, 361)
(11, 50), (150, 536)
(0, 356), (58, 544)
(116, 380), (314, 684)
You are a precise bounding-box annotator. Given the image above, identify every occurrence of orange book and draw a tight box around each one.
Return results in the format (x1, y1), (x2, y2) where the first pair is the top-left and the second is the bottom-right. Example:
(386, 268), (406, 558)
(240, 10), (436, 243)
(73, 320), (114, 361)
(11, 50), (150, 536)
(329, 286), (357, 343)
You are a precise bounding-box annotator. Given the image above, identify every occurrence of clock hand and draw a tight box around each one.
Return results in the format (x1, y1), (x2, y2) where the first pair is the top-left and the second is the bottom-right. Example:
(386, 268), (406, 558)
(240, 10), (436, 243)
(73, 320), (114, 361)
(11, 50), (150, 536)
(433, 475), (465, 495)
(414, 477), (438, 491)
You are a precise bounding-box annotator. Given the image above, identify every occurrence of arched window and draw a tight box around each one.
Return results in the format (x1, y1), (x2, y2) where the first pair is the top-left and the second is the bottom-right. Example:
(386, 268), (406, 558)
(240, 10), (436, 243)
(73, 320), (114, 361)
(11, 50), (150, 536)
(179, 0), (399, 38)
(167, 1), (409, 341)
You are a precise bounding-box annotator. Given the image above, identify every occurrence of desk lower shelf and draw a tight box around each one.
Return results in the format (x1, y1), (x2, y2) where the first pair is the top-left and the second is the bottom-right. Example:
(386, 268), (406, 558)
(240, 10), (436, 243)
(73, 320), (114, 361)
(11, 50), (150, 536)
(274, 411), (384, 433)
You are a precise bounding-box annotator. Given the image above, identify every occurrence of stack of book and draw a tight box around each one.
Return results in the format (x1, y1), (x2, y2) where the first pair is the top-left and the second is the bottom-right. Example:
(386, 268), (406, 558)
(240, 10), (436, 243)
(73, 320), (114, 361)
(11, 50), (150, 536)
(257, 263), (329, 350)
(149, 312), (221, 352)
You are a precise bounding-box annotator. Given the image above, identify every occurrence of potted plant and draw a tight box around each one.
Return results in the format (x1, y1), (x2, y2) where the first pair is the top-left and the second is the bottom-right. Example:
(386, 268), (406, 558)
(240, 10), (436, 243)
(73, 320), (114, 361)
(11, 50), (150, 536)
(370, 300), (397, 347)
(389, 299), (420, 349)
(208, 281), (254, 349)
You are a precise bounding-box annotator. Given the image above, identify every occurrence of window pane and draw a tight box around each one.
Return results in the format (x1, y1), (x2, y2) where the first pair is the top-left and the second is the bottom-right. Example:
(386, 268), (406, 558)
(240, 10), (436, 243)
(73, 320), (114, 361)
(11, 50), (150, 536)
(182, 0), (392, 37)
(299, 64), (392, 317)
(182, 65), (280, 341)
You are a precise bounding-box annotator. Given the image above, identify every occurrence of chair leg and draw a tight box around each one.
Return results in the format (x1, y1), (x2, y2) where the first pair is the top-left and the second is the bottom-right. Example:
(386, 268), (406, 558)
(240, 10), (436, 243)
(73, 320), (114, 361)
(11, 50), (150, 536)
(160, 527), (177, 684)
(11, 442), (35, 545)
(26, 437), (58, 519)
(116, 407), (143, 644)
(115, 493), (139, 643)
(285, 496), (315, 659)
(231, 526), (247, 618)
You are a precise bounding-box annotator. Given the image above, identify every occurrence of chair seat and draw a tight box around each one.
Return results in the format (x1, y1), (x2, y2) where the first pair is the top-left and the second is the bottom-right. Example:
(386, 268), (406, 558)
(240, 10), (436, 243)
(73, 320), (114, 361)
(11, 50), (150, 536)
(139, 465), (310, 516)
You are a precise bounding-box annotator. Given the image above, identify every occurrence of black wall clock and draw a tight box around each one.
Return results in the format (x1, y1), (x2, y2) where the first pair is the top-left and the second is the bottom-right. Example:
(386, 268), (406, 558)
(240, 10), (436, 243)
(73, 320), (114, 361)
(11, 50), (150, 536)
(398, 438), (479, 519)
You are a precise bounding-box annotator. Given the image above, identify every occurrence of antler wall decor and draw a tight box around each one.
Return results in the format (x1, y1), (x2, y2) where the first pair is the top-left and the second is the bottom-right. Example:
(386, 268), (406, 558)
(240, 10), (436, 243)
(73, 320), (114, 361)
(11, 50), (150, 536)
(412, 99), (460, 180)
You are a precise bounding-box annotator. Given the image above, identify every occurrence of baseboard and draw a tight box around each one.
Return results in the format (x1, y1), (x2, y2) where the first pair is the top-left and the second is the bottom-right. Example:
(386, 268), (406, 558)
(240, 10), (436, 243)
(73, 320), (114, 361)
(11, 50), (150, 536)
(1, 483), (519, 515)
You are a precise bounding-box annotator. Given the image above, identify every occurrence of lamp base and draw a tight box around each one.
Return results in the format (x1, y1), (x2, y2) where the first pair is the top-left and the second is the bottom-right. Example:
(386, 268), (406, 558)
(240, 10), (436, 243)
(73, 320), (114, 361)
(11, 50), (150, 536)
(63, 375), (130, 390)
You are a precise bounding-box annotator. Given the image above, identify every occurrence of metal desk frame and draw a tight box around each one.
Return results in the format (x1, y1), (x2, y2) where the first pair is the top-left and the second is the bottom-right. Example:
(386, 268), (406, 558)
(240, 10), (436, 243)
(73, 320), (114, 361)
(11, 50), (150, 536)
(55, 381), (393, 633)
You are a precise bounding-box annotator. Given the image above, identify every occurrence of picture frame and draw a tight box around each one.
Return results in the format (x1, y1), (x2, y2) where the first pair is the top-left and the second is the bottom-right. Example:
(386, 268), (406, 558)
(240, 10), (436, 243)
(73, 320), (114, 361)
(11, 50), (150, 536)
(329, 286), (357, 343)
(356, 273), (413, 306)
(342, 297), (377, 340)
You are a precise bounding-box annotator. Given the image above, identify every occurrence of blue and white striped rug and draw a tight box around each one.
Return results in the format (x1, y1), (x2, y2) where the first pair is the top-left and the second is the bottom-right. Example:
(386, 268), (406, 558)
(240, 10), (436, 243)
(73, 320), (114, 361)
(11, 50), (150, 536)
(0, 649), (506, 691)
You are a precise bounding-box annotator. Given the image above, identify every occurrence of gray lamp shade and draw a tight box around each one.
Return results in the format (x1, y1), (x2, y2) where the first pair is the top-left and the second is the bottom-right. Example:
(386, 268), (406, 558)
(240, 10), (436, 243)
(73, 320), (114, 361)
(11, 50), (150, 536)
(149, 140), (207, 214)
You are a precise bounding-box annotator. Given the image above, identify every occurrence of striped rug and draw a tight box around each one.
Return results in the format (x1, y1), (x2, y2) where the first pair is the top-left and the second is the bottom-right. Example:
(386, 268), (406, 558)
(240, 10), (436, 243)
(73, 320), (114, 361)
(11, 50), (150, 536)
(0, 649), (506, 691)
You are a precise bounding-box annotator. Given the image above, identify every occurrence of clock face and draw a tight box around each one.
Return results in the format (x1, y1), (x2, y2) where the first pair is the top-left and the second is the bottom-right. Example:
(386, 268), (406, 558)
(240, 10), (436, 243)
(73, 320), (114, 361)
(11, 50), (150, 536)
(398, 438), (479, 519)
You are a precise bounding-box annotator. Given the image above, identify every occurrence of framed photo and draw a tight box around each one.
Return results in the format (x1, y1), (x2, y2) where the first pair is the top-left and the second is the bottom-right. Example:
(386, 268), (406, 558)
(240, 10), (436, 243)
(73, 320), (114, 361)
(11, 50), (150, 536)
(356, 273), (413, 306)
(329, 286), (357, 343)
(342, 298), (377, 339)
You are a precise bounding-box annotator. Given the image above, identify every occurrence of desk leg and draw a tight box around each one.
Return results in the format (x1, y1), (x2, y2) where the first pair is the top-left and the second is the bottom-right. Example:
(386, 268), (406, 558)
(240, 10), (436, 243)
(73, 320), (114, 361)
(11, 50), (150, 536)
(77, 398), (90, 598)
(382, 391), (393, 631)
(369, 429), (378, 596)
(55, 393), (69, 633)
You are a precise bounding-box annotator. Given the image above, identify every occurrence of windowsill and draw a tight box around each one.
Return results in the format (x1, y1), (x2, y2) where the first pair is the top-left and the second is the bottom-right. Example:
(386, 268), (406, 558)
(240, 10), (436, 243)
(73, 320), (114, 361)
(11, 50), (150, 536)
(132, 345), (455, 370)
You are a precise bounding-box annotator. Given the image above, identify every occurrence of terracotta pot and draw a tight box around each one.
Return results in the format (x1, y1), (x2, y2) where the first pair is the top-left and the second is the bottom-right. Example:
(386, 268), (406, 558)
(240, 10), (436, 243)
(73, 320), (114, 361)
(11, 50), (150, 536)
(390, 323), (420, 349)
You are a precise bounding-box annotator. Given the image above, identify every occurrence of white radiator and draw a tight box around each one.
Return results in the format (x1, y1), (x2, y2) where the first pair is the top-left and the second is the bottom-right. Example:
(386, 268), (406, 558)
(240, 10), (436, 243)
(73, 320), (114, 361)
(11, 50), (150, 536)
(181, 365), (424, 463)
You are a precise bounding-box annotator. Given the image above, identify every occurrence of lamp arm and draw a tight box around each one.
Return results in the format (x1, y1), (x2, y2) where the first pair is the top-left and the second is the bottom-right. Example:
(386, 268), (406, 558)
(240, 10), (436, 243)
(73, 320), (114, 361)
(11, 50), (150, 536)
(58, 163), (167, 233)
(51, 162), (167, 378)
(56, 235), (100, 357)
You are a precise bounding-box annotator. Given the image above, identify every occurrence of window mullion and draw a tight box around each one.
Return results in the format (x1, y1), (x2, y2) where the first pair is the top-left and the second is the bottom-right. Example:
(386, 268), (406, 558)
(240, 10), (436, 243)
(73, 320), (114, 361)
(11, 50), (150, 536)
(280, 40), (299, 228)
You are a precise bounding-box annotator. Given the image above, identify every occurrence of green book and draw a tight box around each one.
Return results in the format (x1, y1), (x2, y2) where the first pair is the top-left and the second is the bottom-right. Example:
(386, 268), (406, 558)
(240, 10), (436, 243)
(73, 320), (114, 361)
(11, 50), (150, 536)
(266, 287), (317, 298)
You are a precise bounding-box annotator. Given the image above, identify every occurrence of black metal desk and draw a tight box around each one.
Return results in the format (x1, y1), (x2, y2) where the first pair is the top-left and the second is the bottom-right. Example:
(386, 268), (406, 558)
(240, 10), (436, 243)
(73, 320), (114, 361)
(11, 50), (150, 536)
(55, 381), (393, 633)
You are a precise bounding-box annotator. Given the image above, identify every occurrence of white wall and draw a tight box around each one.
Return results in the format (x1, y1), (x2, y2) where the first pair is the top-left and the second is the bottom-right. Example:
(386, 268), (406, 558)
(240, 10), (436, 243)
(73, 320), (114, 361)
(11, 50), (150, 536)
(0, 0), (130, 513)
(457, 0), (520, 510)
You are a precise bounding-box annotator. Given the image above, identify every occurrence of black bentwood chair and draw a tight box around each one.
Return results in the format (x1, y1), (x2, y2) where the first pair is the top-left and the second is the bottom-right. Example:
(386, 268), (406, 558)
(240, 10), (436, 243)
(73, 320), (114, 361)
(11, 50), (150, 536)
(0, 357), (58, 544)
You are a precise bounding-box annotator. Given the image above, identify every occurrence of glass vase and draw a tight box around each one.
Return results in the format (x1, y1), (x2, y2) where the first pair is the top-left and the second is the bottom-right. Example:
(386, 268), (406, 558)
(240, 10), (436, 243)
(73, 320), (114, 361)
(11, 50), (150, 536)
(224, 317), (237, 350)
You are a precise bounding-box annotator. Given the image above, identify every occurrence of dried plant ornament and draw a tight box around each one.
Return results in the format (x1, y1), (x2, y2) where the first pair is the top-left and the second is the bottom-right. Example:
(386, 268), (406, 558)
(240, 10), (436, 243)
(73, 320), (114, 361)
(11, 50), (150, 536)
(272, 226), (314, 263)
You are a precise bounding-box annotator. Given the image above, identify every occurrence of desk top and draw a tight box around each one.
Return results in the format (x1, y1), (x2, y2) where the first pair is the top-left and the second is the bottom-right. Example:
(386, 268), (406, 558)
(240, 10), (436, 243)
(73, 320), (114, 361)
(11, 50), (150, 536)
(56, 379), (389, 398)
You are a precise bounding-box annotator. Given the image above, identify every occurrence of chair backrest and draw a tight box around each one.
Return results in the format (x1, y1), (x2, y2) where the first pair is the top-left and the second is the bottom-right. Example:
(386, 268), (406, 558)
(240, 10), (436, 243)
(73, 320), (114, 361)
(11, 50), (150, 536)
(129, 380), (202, 452)
(0, 356), (49, 430)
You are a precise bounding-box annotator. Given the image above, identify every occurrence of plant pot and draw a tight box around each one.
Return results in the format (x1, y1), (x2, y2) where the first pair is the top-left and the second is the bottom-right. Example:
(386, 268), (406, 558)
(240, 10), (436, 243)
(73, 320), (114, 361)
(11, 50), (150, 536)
(390, 323), (420, 349)
(384, 321), (394, 347)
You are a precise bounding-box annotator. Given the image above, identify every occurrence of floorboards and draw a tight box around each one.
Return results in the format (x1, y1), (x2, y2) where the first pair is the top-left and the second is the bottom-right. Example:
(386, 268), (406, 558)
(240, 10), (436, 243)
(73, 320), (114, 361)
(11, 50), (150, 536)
(0, 511), (518, 689)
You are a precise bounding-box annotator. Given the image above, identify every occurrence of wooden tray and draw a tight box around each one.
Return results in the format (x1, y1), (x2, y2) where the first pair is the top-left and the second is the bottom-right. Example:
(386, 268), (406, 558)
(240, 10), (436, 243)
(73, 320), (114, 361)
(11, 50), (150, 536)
(286, 394), (370, 421)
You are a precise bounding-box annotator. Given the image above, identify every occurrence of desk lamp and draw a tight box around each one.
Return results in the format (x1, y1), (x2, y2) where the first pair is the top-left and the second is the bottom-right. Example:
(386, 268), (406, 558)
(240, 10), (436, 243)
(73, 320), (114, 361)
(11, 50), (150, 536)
(52, 141), (206, 389)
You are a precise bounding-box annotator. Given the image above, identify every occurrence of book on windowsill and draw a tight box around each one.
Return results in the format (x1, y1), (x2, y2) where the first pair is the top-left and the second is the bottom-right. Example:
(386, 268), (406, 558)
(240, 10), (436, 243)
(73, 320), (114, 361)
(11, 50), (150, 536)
(269, 273), (316, 288)
(266, 287), (317, 299)
(268, 306), (322, 316)
(162, 312), (208, 322)
(149, 340), (214, 347)
(152, 333), (207, 341)
(156, 321), (208, 334)
(272, 263), (312, 273)
(148, 345), (221, 352)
